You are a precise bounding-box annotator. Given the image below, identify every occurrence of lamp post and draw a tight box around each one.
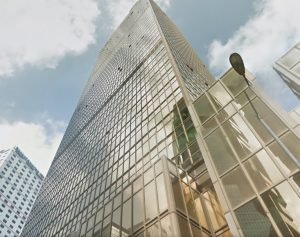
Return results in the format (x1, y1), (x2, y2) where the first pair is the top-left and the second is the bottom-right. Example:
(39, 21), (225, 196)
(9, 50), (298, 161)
(229, 53), (300, 170)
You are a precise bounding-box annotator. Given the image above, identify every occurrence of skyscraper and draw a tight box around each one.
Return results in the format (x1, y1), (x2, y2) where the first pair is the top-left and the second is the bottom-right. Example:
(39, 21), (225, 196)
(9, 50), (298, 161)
(274, 42), (300, 99)
(21, 1), (300, 237)
(0, 147), (43, 236)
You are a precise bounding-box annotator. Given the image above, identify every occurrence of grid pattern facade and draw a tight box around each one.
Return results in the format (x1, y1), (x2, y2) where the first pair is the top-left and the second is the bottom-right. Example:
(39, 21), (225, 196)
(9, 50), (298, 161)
(21, 1), (232, 236)
(191, 69), (300, 236)
(274, 42), (300, 99)
(150, 1), (214, 100)
(55, 0), (161, 158)
(0, 147), (43, 236)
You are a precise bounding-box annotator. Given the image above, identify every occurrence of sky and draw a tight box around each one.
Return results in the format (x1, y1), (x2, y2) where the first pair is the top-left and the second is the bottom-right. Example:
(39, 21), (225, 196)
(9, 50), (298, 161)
(0, 0), (299, 175)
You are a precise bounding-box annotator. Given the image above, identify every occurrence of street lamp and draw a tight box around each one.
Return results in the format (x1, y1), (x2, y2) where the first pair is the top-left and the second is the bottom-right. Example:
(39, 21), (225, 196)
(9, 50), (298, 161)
(229, 52), (300, 170)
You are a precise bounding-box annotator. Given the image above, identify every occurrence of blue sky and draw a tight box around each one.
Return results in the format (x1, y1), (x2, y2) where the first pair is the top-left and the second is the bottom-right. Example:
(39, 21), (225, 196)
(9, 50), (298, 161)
(0, 0), (299, 175)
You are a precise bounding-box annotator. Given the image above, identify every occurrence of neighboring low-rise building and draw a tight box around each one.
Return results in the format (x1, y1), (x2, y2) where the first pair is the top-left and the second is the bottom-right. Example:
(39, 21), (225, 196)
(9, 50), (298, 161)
(0, 147), (43, 236)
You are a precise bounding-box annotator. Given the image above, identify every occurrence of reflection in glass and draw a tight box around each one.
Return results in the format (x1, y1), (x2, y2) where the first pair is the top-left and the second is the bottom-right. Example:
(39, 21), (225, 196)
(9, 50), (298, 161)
(240, 103), (273, 143)
(146, 222), (160, 237)
(251, 98), (287, 136)
(191, 224), (202, 237)
(235, 88), (256, 108)
(216, 103), (236, 124)
(156, 174), (168, 213)
(171, 176), (186, 213)
(207, 83), (232, 110)
(102, 215), (111, 237)
(192, 190), (209, 230)
(262, 181), (300, 236)
(235, 199), (277, 237)
(181, 182), (198, 220)
(205, 128), (238, 175)
(268, 142), (297, 175)
(122, 199), (131, 236)
(194, 95), (215, 124)
(203, 188), (227, 231)
(145, 181), (158, 221)
(291, 172), (300, 188)
(280, 132), (300, 162)
(222, 167), (255, 208)
(201, 117), (218, 137)
(144, 167), (154, 185)
(161, 214), (176, 237)
(221, 70), (247, 96)
(133, 191), (144, 232)
(244, 150), (284, 192)
(177, 215), (192, 237)
(112, 207), (121, 237)
(223, 114), (261, 160)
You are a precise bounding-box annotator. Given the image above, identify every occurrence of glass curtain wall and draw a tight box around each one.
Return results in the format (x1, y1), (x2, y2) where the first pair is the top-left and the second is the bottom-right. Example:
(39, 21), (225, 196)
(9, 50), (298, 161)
(193, 69), (300, 237)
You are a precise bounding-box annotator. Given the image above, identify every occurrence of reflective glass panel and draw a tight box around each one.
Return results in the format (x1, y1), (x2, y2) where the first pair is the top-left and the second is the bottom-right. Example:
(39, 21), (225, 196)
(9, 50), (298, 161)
(203, 188), (227, 231)
(244, 150), (284, 192)
(146, 222), (160, 237)
(112, 207), (121, 237)
(280, 132), (300, 162)
(161, 214), (176, 237)
(181, 182), (198, 221)
(268, 141), (298, 175)
(201, 117), (218, 137)
(122, 199), (132, 235)
(222, 166), (255, 208)
(262, 181), (300, 237)
(221, 70), (247, 97)
(223, 114), (261, 160)
(133, 190), (144, 232)
(156, 174), (168, 213)
(192, 190), (209, 230)
(145, 181), (158, 221)
(240, 103), (273, 143)
(235, 199), (278, 237)
(207, 83), (232, 110)
(194, 95), (215, 124)
(205, 128), (238, 175)
(291, 172), (300, 188)
(171, 176), (186, 213)
(177, 215), (192, 237)
(251, 98), (287, 136)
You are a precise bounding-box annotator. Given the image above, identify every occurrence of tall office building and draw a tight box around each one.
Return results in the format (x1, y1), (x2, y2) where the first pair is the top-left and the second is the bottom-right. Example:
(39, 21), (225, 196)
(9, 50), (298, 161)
(274, 42), (300, 99)
(0, 147), (43, 236)
(21, 0), (300, 237)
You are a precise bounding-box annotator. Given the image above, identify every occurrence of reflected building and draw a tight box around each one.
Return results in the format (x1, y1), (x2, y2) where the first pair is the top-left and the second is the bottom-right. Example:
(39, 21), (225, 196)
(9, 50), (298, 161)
(21, 1), (300, 237)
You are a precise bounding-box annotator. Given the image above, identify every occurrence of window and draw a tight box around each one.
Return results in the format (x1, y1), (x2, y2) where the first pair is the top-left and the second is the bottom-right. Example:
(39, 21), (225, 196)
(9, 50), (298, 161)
(205, 127), (238, 175)
(221, 166), (255, 208)
(235, 199), (277, 237)
(262, 181), (300, 236)
(244, 150), (284, 192)
(133, 190), (143, 231)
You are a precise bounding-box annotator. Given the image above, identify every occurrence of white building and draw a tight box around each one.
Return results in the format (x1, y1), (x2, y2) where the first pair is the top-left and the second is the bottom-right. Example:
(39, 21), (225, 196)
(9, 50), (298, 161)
(274, 42), (300, 99)
(0, 147), (43, 236)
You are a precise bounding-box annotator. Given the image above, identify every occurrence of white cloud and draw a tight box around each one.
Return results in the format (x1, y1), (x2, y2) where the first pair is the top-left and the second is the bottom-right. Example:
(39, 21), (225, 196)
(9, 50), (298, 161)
(105, 0), (172, 29)
(207, 0), (300, 109)
(0, 119), (66, 175)
(0, 0), (100, 77)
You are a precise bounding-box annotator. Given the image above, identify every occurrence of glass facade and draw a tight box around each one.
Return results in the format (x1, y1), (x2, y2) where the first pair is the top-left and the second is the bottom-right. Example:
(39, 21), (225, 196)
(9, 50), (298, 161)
(274, 42), (300, 99)
(192, 69), (300, 236)
(21, 0), (300, 236)
(21, 1), (230, 236)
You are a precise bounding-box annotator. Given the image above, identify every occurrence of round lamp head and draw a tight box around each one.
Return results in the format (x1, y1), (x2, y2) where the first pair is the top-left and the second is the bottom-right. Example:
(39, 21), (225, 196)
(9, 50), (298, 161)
(229, 53), (245, 76)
